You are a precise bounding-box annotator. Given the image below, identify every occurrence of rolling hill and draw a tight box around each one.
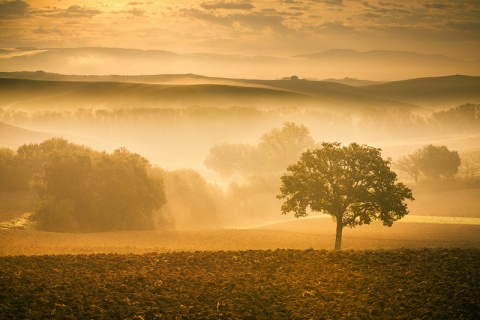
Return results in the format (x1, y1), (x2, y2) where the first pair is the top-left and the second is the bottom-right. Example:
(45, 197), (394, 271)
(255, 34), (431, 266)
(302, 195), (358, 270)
(0, 78), (325, 110)
(0, 122), (52, 149)
(0, 76), (422, 112)
(1, 47), (479, 80)
(363, 75), (480, 109)
(1, 72), (479, 112)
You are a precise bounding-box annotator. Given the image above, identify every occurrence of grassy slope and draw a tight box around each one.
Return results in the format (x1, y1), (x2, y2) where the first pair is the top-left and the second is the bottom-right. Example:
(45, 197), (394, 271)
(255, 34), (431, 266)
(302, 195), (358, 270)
(362, 75), (480, 109)
(0, 75), (424, 112)
(1, 72), (478, 104)
(0, 122), (52, 149)
(3, 73), (478, 111)
(0, 78), (326, 110)
(245, 79), (421, 111)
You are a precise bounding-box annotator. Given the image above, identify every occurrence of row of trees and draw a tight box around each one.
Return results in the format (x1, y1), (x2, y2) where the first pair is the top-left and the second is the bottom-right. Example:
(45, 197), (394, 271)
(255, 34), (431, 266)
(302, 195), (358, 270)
(1, 138), (229, 232)
(204, 122), (465, 188)
(1, 104), (479, 144)
(431, 103), (480, 134)
(1, 139), (165, 232)
(204, 122), (467, 249)
(0, 121), (468, 243)
(205, 123), (417, 251)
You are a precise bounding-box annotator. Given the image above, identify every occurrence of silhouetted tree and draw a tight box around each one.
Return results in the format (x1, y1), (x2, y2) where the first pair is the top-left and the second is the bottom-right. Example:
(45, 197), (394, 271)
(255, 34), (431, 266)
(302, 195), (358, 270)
(396, 150), (423, 183)
(278, 142), (414, 251)
(258, 122), (315, 173)
(396, 145), (461, 182)
(205, 122), (315, 178)
(419, 145), (461, 180)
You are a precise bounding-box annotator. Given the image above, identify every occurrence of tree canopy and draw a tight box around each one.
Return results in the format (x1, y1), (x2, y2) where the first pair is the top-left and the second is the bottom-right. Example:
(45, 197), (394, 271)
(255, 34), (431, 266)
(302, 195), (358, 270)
(205, 122), (315, 177)
(257, 122), (315, 173)
(278, 142), (414, 250)
(25, 138), (166, 232)
(419, 145), (460, 180)
(396, 144), (461, 182)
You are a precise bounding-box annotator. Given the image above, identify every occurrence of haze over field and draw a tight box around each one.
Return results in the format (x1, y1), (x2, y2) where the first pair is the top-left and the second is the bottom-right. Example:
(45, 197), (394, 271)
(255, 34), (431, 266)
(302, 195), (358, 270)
(2, 2), (480, 319)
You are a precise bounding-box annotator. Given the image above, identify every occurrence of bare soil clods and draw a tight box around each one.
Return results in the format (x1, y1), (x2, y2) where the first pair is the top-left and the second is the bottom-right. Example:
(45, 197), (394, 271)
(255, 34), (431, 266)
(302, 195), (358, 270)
(1, 248), (479, 319)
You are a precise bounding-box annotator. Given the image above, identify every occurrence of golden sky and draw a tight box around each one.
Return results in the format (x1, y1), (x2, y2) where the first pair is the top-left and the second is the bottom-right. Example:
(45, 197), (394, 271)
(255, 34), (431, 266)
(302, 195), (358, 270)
(0, 0), (479, 60)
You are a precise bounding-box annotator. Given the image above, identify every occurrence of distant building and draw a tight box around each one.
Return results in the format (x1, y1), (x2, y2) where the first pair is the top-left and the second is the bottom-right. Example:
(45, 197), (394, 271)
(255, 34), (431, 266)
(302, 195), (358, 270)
(281, 75), (300, 81)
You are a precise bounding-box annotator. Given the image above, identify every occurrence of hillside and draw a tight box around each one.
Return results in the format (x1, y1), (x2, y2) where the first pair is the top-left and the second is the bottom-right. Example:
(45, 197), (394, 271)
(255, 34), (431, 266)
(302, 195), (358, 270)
(363, 75), (480, 109)
(0, 78), (327, 110)
(2, 72), (479, 112)
(0, 122), (51, 149)
(0, 77), (423, 112)
(246, 78), (419, 110)
(0, 71), (230, 85)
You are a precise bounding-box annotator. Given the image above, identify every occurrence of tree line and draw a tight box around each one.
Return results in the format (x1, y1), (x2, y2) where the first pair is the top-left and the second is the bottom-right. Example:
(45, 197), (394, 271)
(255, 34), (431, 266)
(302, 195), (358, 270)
(204, 124), (417, 250)
(0, 121), (470, 236)
(204, 123), (469, 250)
(0, 139), (227, 232)
(1, 103), (479, 142)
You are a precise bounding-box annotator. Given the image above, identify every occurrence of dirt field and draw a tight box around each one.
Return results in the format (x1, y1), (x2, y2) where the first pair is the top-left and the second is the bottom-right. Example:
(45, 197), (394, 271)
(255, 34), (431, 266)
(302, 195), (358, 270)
(1, 249), (479, 319)
(1, 188), (479, 318)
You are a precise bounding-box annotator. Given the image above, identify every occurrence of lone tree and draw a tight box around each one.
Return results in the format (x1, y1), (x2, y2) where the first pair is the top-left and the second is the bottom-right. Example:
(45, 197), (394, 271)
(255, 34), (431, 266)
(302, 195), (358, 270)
(277, 142), (414, 251)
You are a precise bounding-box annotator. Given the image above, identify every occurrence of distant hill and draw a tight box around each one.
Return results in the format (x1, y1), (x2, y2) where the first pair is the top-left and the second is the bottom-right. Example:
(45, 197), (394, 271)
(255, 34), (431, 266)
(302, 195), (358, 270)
(1, 47), (479, 80)
(293, 49), (479, 80)
(322, 78), (383, 87)
(0, 71), (228, 85)
(1, 73), (479, 112)
(244, 78), (419, 110)
(362, 75), (480, 109)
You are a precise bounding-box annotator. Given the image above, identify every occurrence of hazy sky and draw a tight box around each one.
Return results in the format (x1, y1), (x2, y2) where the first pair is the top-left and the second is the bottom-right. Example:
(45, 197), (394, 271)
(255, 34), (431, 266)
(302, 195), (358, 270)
(0, 0), (479, 60)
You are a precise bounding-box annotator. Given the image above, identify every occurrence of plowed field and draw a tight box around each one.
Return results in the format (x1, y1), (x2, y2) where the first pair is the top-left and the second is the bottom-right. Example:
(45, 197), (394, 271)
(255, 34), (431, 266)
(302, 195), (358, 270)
(1, 249), (479, 319)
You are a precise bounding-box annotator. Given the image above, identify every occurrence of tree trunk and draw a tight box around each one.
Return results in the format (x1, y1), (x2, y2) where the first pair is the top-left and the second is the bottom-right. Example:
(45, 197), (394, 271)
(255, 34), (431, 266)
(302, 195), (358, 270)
(335, 216), (343, 251)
